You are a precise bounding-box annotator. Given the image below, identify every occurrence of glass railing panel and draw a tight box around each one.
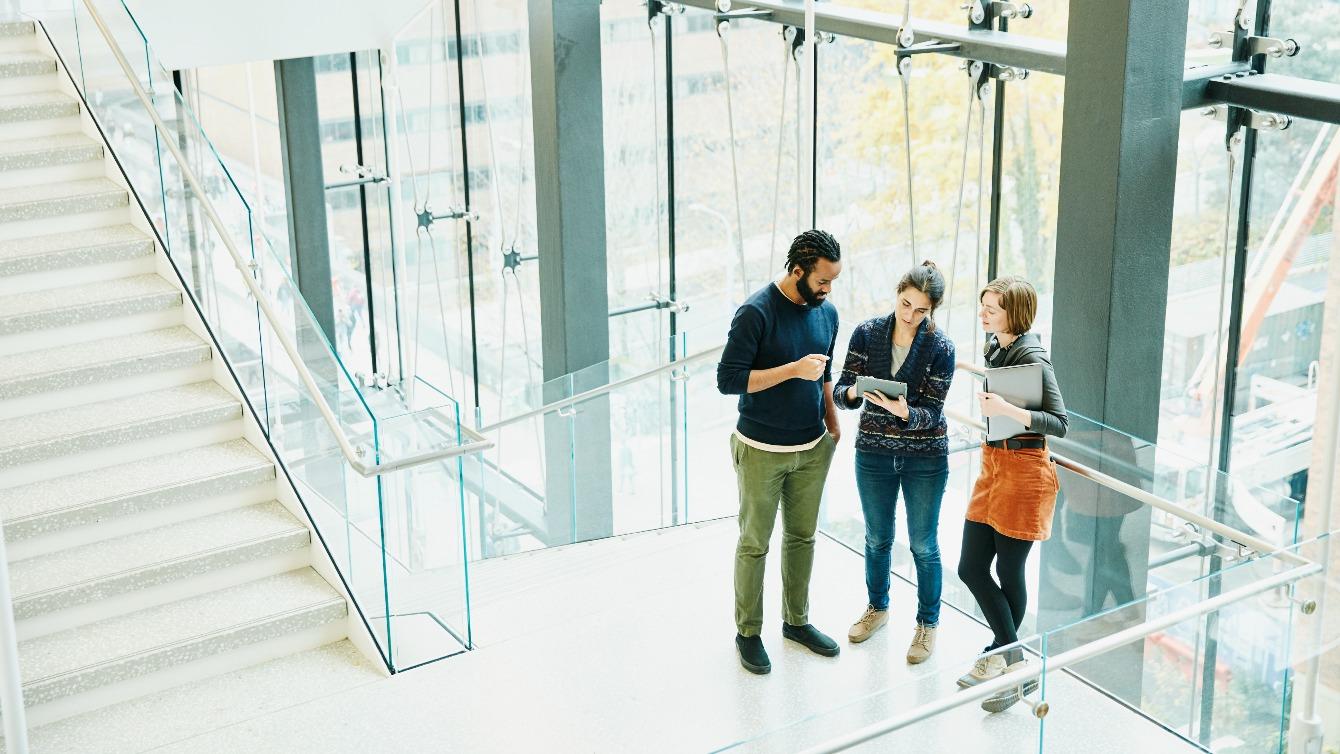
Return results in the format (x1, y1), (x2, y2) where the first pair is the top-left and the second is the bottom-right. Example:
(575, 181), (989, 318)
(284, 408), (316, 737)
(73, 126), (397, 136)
(819, 400), (1307, 663)
(1038, 539), (1322, 752)
(32, 1), (496, 671)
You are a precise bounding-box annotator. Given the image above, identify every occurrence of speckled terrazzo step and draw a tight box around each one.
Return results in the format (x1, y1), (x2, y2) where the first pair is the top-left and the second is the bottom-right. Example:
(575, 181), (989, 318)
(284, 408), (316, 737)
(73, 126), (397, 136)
(0, 51), (54, 79)
(0, 20), (35, 38)
(9, 501), (309, 620)
(0, 381), (240, 469)
(17, 568), (346, 708)
(0, 224), (152, 278)
(0, 132), (102, 172)
(0, 177), (127, 223)
(0, 273), (179, 336)
(0, 91), (79, 124)
(0, 326), (209, 400)
(0, 439), (275, 543)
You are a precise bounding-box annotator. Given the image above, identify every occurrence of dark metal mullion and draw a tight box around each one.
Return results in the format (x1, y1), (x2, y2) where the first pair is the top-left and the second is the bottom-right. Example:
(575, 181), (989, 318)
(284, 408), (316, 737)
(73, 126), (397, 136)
(350, 51), (380, 375)
(452, 0), (483, 410)
(666, 13), (681, 526)
(1197, 0), (1271, 743)
(986, 17), (1007, 281)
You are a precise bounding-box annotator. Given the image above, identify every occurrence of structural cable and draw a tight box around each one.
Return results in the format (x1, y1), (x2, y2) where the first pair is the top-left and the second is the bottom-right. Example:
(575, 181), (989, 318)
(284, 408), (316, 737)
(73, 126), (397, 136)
(769, 38), (790, 273)
(718, 22), (750, 296)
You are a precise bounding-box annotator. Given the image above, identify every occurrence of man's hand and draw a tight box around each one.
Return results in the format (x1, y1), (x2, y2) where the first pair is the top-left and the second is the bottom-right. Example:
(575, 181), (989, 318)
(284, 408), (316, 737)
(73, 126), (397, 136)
(791, 354), (829, 381)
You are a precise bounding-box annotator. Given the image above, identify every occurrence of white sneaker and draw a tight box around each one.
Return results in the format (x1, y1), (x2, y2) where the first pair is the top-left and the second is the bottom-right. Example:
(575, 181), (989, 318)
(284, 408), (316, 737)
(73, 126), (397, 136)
(847, 605), (889, 643)
(956, 652), (1007, 688)
(906, 624), (937, 664)
(981, 659), (1040, 713)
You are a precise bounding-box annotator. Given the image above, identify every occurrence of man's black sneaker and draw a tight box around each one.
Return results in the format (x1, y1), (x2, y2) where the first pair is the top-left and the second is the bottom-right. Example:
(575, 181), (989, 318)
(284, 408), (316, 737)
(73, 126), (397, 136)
(736, 634), (771, 674)
(782, 623), (840, 657)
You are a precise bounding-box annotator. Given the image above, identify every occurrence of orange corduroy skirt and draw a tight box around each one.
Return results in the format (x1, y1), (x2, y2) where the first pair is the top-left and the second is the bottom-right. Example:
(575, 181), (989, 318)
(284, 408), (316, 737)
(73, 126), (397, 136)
(965, 443), (1060, 541)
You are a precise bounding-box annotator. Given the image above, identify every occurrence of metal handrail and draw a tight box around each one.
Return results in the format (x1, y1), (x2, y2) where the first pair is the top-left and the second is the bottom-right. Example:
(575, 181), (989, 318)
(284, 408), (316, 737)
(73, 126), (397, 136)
(797, 558), (1322, 753)
(477, 345), (727, 434)
(948, 363), (1307, 564)
(0, 517), (28, 753)
(78, 0), (492, 477)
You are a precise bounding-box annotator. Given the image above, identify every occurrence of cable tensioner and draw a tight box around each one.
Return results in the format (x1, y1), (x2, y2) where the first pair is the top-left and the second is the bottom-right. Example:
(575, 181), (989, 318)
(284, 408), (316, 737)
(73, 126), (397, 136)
(417, 203), (479, 231)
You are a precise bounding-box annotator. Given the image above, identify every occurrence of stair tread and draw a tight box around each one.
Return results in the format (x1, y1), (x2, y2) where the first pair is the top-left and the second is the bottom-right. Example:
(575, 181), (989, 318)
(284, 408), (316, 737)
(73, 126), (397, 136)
(0, 131), (98, 156)
(0, 20), (35, 37)
(0, 272), (174, 319)
(9, 501), (304, 600)
(0, 223), (148, 262)
(0, 439), (271, 524)
(0, 50), (52, 66)
(0, 90), (77, 111)
(0, 176), (123, 207)
(0, 325), (204, 384)
(18, 569), (341, 685)
(0, 381), (236, 453)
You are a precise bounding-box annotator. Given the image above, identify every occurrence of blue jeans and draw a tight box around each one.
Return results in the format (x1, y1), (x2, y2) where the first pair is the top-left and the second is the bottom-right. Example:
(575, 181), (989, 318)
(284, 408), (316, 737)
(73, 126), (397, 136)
(855, 450), (949, 626)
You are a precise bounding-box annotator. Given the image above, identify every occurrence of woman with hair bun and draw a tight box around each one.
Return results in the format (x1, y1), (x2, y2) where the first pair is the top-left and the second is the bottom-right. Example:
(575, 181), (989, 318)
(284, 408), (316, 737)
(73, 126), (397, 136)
(834, 259), (956, 664)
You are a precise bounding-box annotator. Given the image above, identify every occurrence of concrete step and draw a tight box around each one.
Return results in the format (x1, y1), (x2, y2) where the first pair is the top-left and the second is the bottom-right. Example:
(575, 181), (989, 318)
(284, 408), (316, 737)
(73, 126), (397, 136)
(0, 325), (208, 403)
(0, 439), (275, 556)
(0, 177), (126, 226)
(0, 50), (54, 80)
(9, 501), (308, 621)
(0, 224), (150, 279)
(0, 272), (178, 339)
(0, 90), (76, 123)
(0, 381), (240, 471)
(17, 568), (346, 711)
(0, 132), (101, 172)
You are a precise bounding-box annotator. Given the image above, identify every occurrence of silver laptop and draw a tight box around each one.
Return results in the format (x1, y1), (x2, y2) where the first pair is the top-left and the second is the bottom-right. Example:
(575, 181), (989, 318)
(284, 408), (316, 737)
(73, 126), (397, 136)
(983, 362), (1044, 442)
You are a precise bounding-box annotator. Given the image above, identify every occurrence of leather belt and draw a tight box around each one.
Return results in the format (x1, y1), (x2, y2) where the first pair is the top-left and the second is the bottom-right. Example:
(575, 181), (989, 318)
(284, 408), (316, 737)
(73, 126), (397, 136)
(984, 437), (1047, 450)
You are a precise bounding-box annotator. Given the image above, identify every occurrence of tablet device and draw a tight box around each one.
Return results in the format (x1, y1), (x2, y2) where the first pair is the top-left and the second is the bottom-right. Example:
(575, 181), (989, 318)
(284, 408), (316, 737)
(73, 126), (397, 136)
(983, 363), (1043, 441)
(855, 375), (908, 401)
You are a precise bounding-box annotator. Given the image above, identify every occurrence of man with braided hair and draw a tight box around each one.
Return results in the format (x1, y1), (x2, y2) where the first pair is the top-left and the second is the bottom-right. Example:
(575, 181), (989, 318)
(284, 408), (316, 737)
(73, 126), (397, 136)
(717, 229), (844, 675)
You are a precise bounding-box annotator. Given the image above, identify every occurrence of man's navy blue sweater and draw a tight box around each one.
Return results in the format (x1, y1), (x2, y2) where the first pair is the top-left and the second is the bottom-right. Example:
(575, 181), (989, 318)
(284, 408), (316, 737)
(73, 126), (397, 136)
(716, 284), (839, 446)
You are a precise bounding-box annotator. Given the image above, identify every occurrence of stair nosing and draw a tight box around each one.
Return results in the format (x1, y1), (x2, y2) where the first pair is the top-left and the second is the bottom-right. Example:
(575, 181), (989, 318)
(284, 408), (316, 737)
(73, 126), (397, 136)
(23, 595), (346, 689)
(13, 526), (311, 617)
(0, 341), (212, 399)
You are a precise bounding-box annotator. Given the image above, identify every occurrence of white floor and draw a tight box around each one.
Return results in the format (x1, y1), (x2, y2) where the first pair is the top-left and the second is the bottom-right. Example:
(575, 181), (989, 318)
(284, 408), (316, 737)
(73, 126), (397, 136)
(23, 520), (1199, 753)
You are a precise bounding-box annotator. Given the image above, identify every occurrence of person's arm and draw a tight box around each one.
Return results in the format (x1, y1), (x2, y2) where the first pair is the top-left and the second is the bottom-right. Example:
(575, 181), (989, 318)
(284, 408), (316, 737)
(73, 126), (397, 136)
(717, 303), (825, 395)
(823, 381), (840, 440)
(979, 353), (1069, 437)
(1025, 358), (1069, 437)
(832, 324), (867, 409)
(902, 340), (956, 431)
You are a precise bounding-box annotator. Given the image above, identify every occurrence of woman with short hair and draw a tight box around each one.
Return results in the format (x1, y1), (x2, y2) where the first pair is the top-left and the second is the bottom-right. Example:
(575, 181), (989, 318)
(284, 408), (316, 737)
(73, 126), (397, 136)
(956, 275), (1068, 714)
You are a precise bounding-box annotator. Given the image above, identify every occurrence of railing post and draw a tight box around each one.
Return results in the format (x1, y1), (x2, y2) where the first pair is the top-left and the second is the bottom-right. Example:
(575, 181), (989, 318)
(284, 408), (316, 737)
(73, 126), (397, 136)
(0, 518), (29, 754)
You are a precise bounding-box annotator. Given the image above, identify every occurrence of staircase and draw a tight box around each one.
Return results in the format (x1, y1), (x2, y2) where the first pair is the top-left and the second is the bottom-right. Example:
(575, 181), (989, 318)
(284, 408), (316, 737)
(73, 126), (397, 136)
(0, 19), (357, 729)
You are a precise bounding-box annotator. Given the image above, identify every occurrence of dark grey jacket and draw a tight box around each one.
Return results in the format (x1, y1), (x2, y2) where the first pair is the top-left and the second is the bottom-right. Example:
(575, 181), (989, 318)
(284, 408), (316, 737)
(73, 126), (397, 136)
(984, 332), (1068, 438)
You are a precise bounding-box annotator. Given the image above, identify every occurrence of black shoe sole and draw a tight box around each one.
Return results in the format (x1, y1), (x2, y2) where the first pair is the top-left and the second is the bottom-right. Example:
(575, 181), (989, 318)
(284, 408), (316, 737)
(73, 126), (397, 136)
(783, 631), (841, 658)
(739, 657), (772, 675)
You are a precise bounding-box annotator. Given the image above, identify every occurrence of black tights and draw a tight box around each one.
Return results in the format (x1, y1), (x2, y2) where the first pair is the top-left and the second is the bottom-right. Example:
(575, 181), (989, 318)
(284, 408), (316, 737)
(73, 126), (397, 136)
(958, 520), (1035, 652)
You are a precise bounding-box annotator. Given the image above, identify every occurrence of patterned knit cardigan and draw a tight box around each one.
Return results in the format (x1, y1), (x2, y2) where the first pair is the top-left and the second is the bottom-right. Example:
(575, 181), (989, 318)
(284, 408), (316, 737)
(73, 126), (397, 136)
(833, 315), (956, 457)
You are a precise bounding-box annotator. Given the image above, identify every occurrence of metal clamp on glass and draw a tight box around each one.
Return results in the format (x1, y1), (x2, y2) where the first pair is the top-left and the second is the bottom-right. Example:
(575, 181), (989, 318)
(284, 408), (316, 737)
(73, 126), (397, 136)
(416, 203), (479, 230)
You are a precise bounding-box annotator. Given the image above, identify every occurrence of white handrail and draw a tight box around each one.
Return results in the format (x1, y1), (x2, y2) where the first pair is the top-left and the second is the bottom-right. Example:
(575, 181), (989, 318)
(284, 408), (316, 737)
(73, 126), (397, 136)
(948, 364), (1307, 565)
(0, 518), (28, 754)
(797, 559), (1321, 754)
(477, 345), (727, 434)
(78, 0), (491, 477)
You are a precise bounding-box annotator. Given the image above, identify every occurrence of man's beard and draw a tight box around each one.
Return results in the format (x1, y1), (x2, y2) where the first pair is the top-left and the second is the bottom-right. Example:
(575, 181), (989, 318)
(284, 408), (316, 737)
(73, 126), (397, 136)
(797, 272), (826, 306)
